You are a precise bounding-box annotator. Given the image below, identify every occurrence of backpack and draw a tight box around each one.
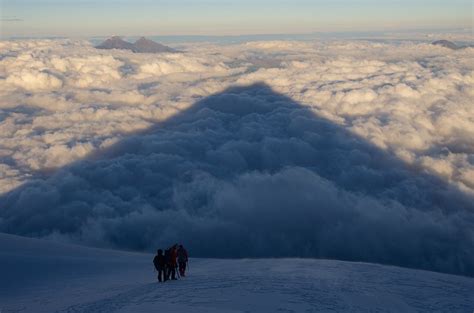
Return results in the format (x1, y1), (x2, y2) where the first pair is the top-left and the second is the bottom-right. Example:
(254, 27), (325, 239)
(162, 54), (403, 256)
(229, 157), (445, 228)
(177, 248), (188, 262)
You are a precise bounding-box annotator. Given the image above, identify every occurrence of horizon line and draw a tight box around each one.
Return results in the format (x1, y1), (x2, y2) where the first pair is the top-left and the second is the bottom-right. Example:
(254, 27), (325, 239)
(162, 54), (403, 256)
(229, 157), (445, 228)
(2, 27), (473, 41)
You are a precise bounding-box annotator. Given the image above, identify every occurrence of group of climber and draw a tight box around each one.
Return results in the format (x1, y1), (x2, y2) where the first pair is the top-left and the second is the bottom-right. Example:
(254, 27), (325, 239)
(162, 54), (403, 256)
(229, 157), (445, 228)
(153, 244), (188, 282)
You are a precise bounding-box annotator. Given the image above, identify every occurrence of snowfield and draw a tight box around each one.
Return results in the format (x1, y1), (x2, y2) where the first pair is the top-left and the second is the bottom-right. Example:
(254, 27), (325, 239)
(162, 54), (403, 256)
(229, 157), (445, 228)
(1, 233), (473, 313)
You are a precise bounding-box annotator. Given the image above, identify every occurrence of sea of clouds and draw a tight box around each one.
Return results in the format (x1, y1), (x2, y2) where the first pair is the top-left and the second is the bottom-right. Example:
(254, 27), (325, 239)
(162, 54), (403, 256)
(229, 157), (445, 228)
(0, 39), (473, 275)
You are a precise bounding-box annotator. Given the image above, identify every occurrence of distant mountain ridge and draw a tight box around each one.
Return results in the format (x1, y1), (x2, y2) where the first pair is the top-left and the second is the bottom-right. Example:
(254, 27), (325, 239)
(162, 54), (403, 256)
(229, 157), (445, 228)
(432, 40), (460, 50)
(96, 36), (177, 53)
(431, 40), (474, 50)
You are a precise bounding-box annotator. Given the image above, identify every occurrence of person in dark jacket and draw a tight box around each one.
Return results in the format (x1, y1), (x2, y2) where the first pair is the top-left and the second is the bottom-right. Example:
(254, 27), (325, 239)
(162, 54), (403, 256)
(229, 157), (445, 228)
(153, 249), (166, 282)
(177, 245), (188, 277)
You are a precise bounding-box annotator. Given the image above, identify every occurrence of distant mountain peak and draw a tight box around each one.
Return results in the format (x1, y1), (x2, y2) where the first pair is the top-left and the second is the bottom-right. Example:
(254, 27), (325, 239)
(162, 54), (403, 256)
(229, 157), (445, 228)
(95, 36), (176, 53)
(96, 36), (135, 51)
(132, 37), (176, 53)
(431, 40), (459, 50)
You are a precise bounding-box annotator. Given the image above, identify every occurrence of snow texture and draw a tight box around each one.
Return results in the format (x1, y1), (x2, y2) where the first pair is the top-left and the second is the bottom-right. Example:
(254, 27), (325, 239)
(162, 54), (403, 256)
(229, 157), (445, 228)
(1, 233), (473, 313)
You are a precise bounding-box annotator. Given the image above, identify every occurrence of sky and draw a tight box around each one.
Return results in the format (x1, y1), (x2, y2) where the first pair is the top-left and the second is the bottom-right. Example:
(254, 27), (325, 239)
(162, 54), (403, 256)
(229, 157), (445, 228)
(0, 0), (472, 38)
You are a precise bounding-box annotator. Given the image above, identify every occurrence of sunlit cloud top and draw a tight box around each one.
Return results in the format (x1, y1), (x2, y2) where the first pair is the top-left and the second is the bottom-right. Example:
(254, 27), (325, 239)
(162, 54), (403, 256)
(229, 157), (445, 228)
(1, 0), (472, 37)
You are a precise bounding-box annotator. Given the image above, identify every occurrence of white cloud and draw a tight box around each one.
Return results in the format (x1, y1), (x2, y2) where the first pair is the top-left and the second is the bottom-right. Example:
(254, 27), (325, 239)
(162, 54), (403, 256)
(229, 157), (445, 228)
(6, 70), (63, 91)
(133, 54), (228, 80)
(0, 38), (473, 275)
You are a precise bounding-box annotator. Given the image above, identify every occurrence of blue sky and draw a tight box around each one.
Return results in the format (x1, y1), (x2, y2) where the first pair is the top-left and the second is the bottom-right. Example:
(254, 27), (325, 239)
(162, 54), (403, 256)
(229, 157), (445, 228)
(1, 0), (472, 37)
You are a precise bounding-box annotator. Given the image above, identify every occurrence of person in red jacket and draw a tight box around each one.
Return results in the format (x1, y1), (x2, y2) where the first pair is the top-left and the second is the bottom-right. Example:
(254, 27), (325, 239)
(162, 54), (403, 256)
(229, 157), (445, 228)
(168, 244), (178, 280)
(177, 245), (188, 277)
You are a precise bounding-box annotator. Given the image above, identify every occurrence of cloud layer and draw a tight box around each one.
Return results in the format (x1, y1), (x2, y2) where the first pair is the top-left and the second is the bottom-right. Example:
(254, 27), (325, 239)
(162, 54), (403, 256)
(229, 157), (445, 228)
(0, 39), (473, 276)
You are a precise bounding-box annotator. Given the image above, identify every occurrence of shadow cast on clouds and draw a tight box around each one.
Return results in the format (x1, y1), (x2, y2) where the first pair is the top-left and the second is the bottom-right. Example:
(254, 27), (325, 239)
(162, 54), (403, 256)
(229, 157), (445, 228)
(1, 83), (473, 276)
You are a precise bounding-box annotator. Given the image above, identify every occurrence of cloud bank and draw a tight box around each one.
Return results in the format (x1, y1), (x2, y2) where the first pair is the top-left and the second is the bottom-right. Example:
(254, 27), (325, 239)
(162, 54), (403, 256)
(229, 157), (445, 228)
(0, 39), (473, 276)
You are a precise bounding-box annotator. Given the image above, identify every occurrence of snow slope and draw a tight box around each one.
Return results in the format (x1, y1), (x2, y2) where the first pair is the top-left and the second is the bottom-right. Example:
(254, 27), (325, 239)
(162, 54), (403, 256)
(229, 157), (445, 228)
(1, 233), (473, 313)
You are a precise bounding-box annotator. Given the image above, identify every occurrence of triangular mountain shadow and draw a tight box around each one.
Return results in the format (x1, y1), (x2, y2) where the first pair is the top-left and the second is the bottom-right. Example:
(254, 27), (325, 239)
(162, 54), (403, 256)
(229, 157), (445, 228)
(1, 83), (473, 276)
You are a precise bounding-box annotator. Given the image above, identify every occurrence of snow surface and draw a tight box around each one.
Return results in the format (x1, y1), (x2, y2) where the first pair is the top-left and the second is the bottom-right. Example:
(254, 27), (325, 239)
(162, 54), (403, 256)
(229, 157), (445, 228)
(1, 233), (473, 313)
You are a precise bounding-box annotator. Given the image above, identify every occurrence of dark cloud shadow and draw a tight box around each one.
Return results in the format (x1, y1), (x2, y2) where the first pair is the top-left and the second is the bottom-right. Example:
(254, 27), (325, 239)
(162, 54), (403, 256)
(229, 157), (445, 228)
(1, 83), (473, 276)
